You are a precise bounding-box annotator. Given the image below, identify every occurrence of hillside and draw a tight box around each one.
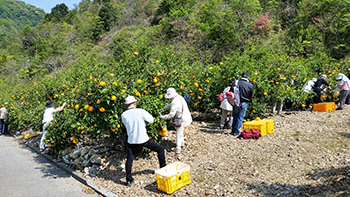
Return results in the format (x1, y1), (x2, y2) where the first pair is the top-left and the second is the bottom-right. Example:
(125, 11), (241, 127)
(0, 0), (45, 30)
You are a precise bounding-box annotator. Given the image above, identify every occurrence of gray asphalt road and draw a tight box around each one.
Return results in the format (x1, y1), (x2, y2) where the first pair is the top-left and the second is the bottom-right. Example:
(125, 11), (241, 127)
(0, 135), (98, 197)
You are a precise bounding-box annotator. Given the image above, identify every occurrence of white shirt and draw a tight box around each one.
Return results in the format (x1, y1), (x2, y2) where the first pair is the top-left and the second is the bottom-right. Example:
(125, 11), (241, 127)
(302, 80), (315, 93)
(42, 107), (58, 124)
(163, 95), (192, 127)
(121, 107), (154, 144)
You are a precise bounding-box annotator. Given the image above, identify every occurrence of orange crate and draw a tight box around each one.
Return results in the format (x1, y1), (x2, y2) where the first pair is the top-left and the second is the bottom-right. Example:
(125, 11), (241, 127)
(251, 119), (274, 134)
(313, 102), (335, 112)
(243, 121), (267, 137)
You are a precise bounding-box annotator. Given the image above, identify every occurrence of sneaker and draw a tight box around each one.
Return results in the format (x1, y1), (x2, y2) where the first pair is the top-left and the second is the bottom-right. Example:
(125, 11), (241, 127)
(126, 179), (134, 186)
(336, 107), (344, 110)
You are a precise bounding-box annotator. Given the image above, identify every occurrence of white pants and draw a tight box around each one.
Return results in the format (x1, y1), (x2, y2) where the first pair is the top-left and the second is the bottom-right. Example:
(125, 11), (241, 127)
(175, 125), (186, 153)
(220, 109), (232, 128)
(39, 122), (49, 150)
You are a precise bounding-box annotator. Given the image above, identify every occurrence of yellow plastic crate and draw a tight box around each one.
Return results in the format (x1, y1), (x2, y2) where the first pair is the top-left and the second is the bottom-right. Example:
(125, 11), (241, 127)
(313, 102), (335, 112)
(155, 162), (191, 194)
(22, 130), (38, 139)
(252, 119), (275, 134)
(243, 121), (267, 137)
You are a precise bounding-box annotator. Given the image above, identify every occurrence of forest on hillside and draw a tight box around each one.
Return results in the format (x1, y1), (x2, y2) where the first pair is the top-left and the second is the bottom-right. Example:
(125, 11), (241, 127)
(1, 0), (350, 150)
(0, 0), (45, 47)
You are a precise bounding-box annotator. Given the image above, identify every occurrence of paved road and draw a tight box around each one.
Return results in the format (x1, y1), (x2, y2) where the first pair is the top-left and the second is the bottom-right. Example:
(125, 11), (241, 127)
(0, 135), (98, 197)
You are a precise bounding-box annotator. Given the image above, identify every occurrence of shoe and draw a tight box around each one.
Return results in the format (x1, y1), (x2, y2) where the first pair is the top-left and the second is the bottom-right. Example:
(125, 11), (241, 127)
(229, 132), (240, 136)
(126, 179), (134, 186)
(336, 107), (344, 110)
(181, 145), (186, 150)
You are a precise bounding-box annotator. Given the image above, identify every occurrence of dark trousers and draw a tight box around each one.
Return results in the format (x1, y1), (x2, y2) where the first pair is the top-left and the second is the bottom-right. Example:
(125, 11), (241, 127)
(0, 119), (8, 134)
(126, 139), (166, 182)
(313, 88), (322, 103)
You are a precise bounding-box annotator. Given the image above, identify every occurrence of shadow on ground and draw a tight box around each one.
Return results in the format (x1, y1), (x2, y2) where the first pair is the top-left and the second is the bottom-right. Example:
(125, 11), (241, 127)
(246, 166), (350, 197)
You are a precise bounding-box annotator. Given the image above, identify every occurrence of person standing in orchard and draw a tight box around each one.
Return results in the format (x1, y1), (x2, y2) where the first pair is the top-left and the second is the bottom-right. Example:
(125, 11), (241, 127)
(230, 72), (254, 136)
(335, 73), (350, 110)
(158, 88), (192, 157)
(40, 101), (66, 152)
(0, 102), (9, 135)
(121, 96), (166, 186)
(219, 86), (233, 129)
(312, 74), (331, 103)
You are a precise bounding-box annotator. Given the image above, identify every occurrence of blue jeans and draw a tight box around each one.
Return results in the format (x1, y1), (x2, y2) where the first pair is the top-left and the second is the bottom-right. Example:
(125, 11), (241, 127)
(231, 102), (249, 135)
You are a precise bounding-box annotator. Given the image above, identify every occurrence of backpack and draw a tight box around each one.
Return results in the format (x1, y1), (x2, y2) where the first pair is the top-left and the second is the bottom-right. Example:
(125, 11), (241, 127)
(226, 80), (241, 108)
(240, 129), (261, 139)
(183, 91), (190, 103)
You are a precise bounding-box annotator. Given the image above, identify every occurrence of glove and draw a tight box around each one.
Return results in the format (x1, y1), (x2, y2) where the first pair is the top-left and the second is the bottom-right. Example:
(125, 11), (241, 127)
(158, 114), (164, 119)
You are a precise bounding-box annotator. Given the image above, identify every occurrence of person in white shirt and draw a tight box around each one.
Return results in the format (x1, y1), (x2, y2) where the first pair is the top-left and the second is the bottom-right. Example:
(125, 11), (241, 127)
(158, 88), (192, 157)
(219, 86), (233, 129)
(0, 102), (9, 135)
(40, 101), (65, 151)
(121, 96), (166, 186)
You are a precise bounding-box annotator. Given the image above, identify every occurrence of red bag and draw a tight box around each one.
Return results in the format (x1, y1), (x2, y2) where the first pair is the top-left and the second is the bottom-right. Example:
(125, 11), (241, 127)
(240, 129), (261, 139)
(217, 93), (224, 101)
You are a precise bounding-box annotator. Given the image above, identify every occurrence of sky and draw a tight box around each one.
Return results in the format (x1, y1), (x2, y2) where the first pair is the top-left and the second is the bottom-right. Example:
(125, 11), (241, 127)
(22, 0), (82, 13)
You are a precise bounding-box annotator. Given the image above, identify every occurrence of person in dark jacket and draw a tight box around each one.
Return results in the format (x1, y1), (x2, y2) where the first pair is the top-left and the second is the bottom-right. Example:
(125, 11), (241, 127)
(230, 72), (254, 135)
(313, 74), (330, 103)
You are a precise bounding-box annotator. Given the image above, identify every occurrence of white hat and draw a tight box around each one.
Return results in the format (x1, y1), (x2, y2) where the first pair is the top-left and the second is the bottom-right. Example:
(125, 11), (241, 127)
(125, 96), (137, 105)
(311, 78), (317, 82)
(320, 74), (327, 78)
(336, 74), (343, 81)
(4, 102), (8, 105)
(164, 88), (179, 99)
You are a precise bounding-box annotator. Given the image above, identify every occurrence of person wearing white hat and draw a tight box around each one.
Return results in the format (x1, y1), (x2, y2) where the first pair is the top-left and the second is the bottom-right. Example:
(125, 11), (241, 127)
(158, 88), (192, 157)
(40, 101), (66, 151)
(300, 78), (318, 110)
(313, 74), (330, 103)
(121, 96), (166, 186)
(335, 73), (350, 110)
(0, 102), (9, 135)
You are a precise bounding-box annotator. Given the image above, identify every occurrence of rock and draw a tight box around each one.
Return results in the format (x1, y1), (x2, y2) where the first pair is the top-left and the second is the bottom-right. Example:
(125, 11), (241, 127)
(80, 146), (89, 156)
(89, 164), (100, 177)
(84, 153), (90, 160)
(88, 148), (97, 156)
(104, 141), (114, 148)
(69, 148), (81, 159)
(62, 155), (71, 164)
(82, 160), (90, 167)
(89, 154), (102, 164)
(84, 167), (89, 175)
(95, 146), (108, 154)
(74, 158), (83, 170)
(64, 146), (73, 155)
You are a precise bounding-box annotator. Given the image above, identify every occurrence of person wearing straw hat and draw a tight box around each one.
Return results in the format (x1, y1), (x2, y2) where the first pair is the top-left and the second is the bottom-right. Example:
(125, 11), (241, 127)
(158, 88), (192, 157)
(335, 73), (350, 110)
(312, 74), (331, 103)
(121, 96), (166, 186)
(40, 101), (66, 152)
(0, 102), (9, 135)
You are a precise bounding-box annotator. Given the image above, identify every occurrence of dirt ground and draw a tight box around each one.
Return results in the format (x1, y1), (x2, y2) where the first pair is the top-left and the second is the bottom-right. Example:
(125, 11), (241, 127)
(80, 106), (350, 197)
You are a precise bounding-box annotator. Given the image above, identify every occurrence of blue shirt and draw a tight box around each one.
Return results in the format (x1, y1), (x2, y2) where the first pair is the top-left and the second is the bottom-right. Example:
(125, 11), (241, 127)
(121, 107), (154, 144)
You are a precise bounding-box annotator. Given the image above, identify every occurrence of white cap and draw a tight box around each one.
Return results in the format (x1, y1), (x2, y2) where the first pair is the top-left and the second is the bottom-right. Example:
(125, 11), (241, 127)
(164, 88), (179, 99)
(336, 74), (343, 80)
(125, 96), (137, 105)
(320, 74), (327, 78)
(311, 78), (317, 82)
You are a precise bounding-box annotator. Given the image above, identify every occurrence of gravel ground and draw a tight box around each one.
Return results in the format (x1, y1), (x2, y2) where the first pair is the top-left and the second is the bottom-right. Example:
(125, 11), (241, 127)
(16, 105), (350, 197)
(83, 106), (350, 197)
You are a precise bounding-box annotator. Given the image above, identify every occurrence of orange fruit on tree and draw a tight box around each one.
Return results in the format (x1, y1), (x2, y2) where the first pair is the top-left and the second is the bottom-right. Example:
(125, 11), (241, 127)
(179, 86), (183, 90)
(135, 92), (140, 97)
(117, 124), (121, 128)
(84, 105), (89, 110)
(111, 95), (116, 101)
(110, 73), (114, 77)
(156, 60), (159, 64)
(80, 126), (85, 130)
(198, 88), (202, 92)
(100, 107), (105, 112)
(220, 62), (223, 65)
(156, 72), (161, 76)
(111, 128), (116, 132)
(194, 82), (198, 87)
(88, 106), (93, 112)
(192, 75), (196, 79)
(263, 92), (267, 96)
(153, 78), (158, 83)
(134, 52), (138, 56)
(96, 99), (101, 104)
(254, 72), (257, 76)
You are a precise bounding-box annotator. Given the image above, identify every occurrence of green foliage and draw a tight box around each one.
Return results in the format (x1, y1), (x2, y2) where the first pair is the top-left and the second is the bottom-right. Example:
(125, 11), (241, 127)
(2, 0), (350, 155)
